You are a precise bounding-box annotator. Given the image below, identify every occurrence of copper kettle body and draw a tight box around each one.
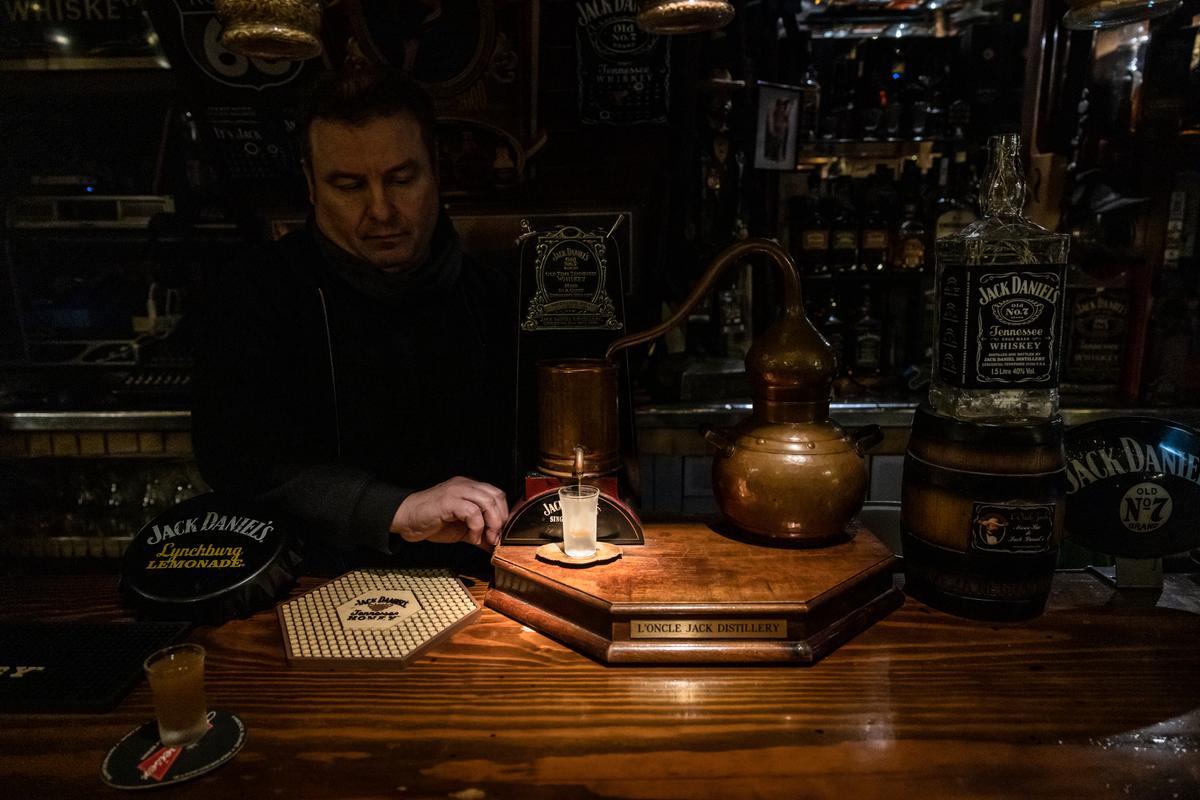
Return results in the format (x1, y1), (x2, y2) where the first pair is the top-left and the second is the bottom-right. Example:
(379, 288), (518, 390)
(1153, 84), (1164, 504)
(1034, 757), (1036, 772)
(703, 421), (881, 540)
(606, 238), (876, 541)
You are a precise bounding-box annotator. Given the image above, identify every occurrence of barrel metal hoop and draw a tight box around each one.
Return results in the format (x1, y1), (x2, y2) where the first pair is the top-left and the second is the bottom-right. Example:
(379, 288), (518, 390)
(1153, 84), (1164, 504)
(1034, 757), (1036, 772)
(904, 452), (1068, 499)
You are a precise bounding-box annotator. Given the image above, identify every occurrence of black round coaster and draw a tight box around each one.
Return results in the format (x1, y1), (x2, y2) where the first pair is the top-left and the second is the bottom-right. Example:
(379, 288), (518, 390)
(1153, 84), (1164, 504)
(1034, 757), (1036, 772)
(100, 710), (245, 790)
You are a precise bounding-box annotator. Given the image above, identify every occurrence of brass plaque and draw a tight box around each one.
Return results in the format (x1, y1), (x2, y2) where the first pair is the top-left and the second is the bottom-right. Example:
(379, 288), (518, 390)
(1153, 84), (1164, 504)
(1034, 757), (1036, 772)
(629, 619), (787, 639)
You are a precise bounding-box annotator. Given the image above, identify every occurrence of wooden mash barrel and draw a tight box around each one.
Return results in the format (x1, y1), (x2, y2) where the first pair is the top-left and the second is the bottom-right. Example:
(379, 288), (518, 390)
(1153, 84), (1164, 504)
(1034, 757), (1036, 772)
(901, 404), (1066, 620)
(537, 359), (620, 478)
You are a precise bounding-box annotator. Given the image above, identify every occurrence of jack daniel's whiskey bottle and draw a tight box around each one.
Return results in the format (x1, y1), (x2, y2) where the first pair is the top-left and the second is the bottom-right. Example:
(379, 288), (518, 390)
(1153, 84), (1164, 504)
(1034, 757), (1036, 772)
(930, 134), (1069, 421)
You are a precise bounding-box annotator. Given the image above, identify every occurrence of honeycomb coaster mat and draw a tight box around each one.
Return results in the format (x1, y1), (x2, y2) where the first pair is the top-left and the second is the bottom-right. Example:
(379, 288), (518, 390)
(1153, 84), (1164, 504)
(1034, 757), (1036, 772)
(277, 569), (480, 669)
(0, 622), (188, 712)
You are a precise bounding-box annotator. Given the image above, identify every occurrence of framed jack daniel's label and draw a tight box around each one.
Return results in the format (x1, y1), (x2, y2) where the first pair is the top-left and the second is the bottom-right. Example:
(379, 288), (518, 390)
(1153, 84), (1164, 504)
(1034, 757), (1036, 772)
(522, 223), (620, 332)
(517, 212), (634, 333)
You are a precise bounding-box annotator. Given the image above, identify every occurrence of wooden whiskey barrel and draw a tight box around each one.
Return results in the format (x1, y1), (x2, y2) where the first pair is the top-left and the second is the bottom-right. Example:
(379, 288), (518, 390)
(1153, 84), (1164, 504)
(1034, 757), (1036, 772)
(901, 404), (1066, 620)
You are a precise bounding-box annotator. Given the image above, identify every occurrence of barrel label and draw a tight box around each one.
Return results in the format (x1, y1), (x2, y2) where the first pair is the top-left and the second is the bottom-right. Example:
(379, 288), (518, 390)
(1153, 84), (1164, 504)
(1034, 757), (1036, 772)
(969, 503), (1055, 554)
(937, 263), (1066, 389)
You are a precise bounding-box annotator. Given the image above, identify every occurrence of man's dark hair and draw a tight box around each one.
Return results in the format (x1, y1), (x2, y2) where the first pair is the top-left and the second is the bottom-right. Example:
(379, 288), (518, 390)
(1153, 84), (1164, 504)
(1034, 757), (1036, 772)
(297, 68), (437, 166)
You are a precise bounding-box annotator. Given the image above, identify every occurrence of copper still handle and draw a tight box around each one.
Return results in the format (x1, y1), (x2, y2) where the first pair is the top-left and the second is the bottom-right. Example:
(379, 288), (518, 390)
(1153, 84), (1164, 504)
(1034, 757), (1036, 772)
(702, 426), (736, 458)
(604, 238), (802, 361)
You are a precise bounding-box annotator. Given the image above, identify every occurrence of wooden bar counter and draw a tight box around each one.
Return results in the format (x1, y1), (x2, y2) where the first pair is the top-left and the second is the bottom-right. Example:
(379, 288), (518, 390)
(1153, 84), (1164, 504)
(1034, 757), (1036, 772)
(2, 527), (1199, 799)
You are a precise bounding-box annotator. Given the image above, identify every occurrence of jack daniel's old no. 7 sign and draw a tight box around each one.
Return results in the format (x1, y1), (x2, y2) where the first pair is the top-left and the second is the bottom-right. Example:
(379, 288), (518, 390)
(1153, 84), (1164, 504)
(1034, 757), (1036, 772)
(576, 0), (670, 125)
(1064, 417), (1200, 559)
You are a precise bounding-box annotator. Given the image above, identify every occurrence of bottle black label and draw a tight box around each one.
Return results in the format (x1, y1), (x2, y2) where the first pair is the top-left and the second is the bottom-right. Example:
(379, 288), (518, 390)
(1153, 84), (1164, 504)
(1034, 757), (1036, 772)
(937, 263), (1066, 388)
(854, 332), (881, 370)
(832, 230), (857, 250)
(1064, 288), (1129, 384)
(969, 503), (1056, 555)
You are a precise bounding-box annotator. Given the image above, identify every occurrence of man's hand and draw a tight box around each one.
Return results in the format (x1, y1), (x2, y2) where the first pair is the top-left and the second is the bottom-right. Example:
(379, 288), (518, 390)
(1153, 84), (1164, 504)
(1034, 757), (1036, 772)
(390, 477), (510, 551)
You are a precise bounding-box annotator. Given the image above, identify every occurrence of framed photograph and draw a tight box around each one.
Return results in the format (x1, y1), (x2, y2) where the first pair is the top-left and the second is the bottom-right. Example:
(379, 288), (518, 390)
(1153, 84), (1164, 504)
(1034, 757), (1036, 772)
(754, 82), (801, 170)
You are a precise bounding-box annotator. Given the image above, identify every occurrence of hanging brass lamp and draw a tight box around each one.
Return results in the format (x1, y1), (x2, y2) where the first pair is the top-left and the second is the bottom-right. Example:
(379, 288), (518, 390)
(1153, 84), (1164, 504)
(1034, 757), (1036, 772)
(636, 0), (736, 35)
(215, 0), (325, 60)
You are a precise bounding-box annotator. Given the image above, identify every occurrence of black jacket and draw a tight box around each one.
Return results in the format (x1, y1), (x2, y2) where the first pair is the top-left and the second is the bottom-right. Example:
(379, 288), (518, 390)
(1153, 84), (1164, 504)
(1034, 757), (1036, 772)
(192, 220), (517, 563)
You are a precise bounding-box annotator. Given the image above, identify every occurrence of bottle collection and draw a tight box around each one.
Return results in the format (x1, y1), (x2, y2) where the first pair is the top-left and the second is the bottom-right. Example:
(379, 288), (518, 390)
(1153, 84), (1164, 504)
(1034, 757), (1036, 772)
(787, 150), (979, 276)
(785, 37), (980, 145)
(786, 149), (980, 390)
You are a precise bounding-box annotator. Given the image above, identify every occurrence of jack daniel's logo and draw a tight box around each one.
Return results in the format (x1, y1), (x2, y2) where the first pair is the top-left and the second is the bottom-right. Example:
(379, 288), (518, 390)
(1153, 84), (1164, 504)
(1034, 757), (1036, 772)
(577, 0), (638, 24)
(1064, 418), (1200, 559)
(338, 590), (420, 630)
(145, 513), (274, 545)
(1075, 295), (1127, 317)
(1065, 437), (1200, 493)
(979, 276), (1061, 306)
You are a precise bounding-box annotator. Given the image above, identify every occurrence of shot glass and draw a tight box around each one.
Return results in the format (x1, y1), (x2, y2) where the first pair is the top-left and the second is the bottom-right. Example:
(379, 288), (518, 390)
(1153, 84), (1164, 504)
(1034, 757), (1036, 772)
(558, 484), (600, 558)
(144, 643), (209, 747)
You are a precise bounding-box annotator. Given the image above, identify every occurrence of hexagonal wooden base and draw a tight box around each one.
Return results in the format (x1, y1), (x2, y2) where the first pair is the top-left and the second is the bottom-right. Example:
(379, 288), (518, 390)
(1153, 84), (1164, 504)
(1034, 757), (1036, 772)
(487, 522), (902, 665)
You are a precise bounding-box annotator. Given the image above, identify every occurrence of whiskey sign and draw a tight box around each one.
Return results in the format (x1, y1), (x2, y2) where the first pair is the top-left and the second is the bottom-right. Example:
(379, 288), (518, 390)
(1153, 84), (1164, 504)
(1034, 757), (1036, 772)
(0, 0), (166, 69)
(521, 222), (623, 331)
(576, 0), (670, 125)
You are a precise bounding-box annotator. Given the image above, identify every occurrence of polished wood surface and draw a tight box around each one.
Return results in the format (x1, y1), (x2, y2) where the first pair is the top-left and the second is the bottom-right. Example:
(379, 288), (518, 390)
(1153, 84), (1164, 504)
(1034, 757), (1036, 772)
(2, 561), (1199, 799)
(489, 523), (901, 663)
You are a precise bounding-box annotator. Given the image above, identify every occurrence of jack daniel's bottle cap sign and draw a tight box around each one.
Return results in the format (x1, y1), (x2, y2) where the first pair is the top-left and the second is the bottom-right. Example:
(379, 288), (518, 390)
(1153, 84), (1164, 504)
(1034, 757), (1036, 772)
(121, 494), (300, 624)
(1064, 417), (1200, 558)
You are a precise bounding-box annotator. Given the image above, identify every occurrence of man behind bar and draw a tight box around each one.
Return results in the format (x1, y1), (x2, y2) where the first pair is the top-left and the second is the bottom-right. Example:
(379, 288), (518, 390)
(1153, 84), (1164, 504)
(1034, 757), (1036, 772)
(193, 68), (516, 568)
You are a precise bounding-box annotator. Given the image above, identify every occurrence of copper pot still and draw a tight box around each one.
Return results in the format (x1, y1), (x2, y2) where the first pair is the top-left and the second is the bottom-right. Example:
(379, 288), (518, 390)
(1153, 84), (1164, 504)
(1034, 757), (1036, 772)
(606, 239), (878, 542)
(537, 359), (620, 479)
(215, 0), (325, 60)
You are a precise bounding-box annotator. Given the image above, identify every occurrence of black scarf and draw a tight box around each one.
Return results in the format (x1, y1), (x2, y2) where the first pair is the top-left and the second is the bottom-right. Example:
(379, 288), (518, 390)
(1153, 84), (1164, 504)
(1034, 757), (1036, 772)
(312, 214), (463, 308)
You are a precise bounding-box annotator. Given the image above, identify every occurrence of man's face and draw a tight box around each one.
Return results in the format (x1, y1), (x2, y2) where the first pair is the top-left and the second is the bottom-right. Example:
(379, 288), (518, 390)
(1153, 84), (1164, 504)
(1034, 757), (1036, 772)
(304, 113), (439, 273)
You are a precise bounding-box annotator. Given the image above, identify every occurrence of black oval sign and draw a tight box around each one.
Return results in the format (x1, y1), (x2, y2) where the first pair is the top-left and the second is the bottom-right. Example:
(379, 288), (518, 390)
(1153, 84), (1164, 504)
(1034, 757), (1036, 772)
(1064, 416), (1200, 558)
(121, 493), (299, 623)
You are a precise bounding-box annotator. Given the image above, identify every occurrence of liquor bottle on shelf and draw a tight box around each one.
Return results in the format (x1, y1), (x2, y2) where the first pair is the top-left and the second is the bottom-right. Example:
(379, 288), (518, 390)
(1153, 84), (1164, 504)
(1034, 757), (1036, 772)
(934, 151), (978, 241)
(852, 287), (884, 379)
(830, 176), (860, 273)
(859, 81), (886, 141)
(925, 87), (947, 140)
(891, 160), (928, 272)
(822, 290), (849, 375)
(908, 84), (930, 140)
(797, 36), (821, 142)
(930, 134), (1070, 421)
(884, 52), (905, 140)
(1061, 267), (1130, 402)
(823, 47), (859, 140)
(859, 182), (891, 273)
(798, 176), (831, 274)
